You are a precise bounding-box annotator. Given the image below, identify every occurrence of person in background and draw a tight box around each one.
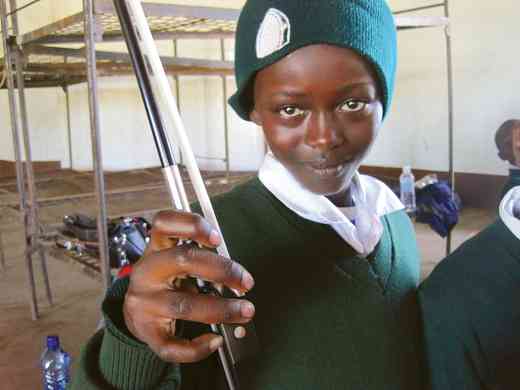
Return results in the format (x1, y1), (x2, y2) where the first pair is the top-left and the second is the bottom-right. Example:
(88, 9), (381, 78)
(420, 119), (520, 389)
(420, 117), (520, 389)
(71, 1), (425, 389)
(420, 185), (520, 389)
(495, 119), (520, 200)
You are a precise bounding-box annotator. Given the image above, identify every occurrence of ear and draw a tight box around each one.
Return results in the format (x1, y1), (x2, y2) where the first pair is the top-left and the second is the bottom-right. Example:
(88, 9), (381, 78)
(513, 127), (520, 147)
(513, 127), (520, 166)
(249, 109), (262, 127)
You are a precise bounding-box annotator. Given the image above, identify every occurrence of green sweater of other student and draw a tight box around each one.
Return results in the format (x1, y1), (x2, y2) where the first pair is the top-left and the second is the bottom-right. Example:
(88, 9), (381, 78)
(71, 177), (425, 390)
(419, 219), (520, 390)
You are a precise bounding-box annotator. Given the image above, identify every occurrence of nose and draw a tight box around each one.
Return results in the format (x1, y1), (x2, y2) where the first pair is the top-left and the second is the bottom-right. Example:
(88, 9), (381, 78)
(304, 111), (344, 153)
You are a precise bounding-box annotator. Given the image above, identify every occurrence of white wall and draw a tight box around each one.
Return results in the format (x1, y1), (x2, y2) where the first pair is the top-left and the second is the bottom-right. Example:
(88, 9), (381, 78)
(1, 93), (14, 160)
(59, 55), (263, 171)
(1, 0), (264, 171)
(367, 0), (520, 175)
(1, 0), (518, 175)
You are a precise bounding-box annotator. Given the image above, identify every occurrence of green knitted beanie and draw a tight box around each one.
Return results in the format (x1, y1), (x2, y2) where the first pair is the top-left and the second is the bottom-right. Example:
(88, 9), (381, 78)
(229, 0), (397, 121)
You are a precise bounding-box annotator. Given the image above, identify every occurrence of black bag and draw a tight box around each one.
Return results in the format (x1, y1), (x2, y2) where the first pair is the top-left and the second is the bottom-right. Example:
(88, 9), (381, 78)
(63, 214), (99, 242)
(108, 217), (150, 266)
(62, 214), (150, 268)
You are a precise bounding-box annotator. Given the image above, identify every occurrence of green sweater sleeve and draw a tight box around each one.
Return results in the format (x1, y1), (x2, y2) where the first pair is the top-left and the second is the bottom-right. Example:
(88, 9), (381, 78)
(419, 288), (486, 390)
(69, 277), (181, 390)
(418, 220), (520, 390)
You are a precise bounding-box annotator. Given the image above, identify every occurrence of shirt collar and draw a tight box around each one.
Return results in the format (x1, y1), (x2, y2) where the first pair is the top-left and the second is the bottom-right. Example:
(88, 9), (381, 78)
(258, 153), (402, 255)
(499, 186), (520, 240)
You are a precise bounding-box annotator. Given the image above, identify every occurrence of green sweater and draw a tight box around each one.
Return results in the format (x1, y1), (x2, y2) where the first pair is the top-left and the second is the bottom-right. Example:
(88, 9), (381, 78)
(419, 219), (520, 390)
(71, 177), (424, 389)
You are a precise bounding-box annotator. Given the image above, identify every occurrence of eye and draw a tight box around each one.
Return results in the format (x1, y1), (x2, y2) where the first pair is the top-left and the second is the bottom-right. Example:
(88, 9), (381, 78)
(279, 106), (305, 118)
(339, 99), (367, 112)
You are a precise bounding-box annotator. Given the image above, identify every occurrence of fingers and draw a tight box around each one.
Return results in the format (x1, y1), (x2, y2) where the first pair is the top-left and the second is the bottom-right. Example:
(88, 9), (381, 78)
(154, 333), (224, 364)
(140, 210), (255, 292)
(125, 210), (257, 366)
(146, 290), (255, 325)
(144, 244), (254, 293)
(149, 210), (221, 252)
(124, 292), (234, 364)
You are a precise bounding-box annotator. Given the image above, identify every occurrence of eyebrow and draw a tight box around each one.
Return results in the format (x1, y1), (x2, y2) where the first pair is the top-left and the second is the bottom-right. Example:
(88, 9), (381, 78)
(269, 90), (307, 99)
(269, 82), (378, 99)
(336, 82), (378, 94)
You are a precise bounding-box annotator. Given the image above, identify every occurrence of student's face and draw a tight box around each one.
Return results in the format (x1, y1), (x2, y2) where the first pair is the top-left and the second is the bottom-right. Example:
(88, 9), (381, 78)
(251, 44), (383, 197)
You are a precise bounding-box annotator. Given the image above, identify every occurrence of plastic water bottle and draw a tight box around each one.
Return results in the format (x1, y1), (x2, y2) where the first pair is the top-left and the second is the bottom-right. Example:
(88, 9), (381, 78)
(400, 165), (416, 214)
(41, 335), (71, 390)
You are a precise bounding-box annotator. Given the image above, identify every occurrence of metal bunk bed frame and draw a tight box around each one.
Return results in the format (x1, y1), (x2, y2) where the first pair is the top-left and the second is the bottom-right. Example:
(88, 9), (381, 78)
(0, 0), (454, 320)
(396, 1), (455, 255)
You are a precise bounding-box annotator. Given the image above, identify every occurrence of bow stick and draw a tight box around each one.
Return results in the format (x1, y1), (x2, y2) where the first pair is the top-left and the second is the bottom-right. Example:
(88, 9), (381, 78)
(112, 1), (258, 389)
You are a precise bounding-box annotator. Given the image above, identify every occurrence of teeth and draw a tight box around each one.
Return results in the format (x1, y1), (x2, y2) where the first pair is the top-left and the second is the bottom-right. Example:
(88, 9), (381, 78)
(312, 163), (345, 176)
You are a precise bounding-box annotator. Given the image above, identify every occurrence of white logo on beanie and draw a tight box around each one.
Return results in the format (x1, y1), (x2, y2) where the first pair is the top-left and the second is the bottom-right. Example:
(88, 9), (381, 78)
(256, 8), (291, 59)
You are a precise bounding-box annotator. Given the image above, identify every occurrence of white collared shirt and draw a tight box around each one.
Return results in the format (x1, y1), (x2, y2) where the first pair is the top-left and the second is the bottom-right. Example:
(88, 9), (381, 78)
(258, 153), (403, 256)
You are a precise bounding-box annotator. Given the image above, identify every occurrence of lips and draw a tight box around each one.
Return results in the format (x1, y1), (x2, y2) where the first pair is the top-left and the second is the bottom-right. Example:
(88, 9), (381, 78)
(307, 159), (353, 177)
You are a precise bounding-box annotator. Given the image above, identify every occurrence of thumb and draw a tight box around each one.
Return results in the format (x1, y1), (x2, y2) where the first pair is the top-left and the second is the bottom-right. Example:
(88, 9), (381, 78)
(155, 333), (224, 363)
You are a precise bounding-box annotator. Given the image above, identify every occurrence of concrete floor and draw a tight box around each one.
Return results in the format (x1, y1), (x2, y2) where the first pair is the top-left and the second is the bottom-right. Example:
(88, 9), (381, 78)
(417, 207), (496, 279)
(0, 228), (101, 390)
(0, 169), (496, 389)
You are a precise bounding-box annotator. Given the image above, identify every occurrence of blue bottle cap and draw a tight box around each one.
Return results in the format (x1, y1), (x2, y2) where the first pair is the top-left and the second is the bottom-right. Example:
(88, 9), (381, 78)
(46, 335), (60, 351)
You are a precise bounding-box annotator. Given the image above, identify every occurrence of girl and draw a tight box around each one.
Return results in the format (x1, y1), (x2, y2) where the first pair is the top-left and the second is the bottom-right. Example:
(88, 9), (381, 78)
(72, 1), (424, 388)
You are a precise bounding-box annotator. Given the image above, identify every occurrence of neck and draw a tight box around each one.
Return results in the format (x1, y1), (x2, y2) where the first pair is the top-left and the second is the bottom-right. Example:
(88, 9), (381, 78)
(326, 187), (354, 207)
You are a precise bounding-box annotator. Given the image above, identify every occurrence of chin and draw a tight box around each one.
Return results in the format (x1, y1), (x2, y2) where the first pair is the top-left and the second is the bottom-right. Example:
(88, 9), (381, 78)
(305, 179), (350, 197)
(290, 162), (358, 196)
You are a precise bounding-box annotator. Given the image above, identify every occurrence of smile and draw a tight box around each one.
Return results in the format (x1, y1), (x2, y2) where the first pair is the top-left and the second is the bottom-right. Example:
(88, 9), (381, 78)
(308, 161), (350, 178)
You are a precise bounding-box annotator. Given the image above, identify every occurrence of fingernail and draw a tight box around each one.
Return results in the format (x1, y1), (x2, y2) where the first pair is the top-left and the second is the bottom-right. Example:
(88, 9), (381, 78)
(234, 326), (247, 339)
(209, 336), (223, 351)
(209, 230), (221, 246)
(241, 301), (255, 318)
(242, 271), (255, 291)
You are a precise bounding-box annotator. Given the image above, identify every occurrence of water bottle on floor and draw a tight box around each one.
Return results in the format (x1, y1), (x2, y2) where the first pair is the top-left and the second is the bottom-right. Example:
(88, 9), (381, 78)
(41, 335), (71, 390)
(400, 165), (416, 214)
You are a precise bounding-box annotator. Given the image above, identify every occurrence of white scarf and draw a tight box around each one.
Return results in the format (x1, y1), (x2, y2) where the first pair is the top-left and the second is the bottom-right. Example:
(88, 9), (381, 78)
(259, 153), (403, 257)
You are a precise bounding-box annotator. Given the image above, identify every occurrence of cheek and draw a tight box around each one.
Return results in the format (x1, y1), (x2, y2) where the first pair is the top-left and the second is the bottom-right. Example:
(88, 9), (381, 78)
(351, 105), (382, 150)
(341, 120), (379, 153)
(263, 121), (305, 154)
(349, 130), (374, 154)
